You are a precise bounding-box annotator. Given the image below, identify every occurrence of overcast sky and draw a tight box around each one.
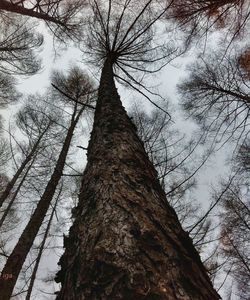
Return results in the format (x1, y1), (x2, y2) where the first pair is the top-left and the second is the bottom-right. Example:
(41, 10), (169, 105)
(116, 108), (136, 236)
(11, 22), (232, 232)
(1, 20), (234, 299)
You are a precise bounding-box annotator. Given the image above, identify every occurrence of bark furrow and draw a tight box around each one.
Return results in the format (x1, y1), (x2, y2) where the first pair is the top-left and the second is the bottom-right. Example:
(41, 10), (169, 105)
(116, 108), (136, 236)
(56, 59), (220, 299)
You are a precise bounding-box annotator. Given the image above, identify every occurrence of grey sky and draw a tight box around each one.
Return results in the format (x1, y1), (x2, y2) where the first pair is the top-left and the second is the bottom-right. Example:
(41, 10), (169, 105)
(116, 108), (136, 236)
(1, 16), (235, 300)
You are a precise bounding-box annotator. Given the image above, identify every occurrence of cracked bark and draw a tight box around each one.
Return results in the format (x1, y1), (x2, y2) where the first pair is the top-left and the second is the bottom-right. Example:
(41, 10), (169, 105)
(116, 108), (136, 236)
(56, 58), (220, 299)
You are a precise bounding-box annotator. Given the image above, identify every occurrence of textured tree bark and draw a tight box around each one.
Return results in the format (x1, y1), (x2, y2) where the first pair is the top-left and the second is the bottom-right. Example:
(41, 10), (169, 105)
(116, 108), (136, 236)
(0, 106), (83, 300)
(56, 59), (220, 299)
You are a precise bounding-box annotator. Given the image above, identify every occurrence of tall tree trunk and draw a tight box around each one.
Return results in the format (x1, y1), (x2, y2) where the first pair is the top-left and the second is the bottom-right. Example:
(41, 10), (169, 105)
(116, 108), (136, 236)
(0, 106), (83, 299)
(0, 155), (35, 228)
(56, 59), (220, 299)
(25, 184), (62, 300)
(0, 123), (50, 209)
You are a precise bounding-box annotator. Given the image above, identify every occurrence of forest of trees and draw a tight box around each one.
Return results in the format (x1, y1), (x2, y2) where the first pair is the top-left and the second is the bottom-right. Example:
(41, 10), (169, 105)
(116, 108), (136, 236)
(0, 0), (249, 299)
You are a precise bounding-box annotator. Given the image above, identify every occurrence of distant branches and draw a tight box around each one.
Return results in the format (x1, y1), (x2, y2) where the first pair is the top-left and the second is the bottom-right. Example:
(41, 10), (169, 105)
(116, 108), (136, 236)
(0, 108), (54, 209)
(130, 103), (212, 232)
(178, 48), (250, 149)
(219, 182), (250, 298)
(0, 73), (20, 107)
(0, 15), (42, 107)
(169, 0), (250, 47)
(0, 16), (43, 75)
(0, 138), (10, 169)
(50, 66), (96, 107)
(0, 67), (96, 299)
(0, 0), (86, 39)
(236, 140), (250, 173)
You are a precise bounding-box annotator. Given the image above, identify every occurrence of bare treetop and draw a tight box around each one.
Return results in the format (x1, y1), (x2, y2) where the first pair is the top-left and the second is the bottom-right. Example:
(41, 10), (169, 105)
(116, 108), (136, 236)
(50, 66), (96, 107)
(83, 0), (180, 75)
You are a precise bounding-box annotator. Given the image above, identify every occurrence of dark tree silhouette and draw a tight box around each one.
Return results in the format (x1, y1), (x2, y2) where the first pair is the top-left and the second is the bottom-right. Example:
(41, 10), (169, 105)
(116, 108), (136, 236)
(0, 15), (43, 76)
(169, 0), (250, 46)
(0, 15), (42, 129)
(0, 154), (36, 228)
(56, 1), (219, 299)
(25, 182), (63, 300)
(0, 67), (95, 299)
(0, 0), (85, 35)
(177, 40), (250, 296)
(0, 106), (54, 209)
(219, 140), (250, 298)
(216, 180), (250, 299)
(178, 48), (250, 150)
(0, 135), (10, 170)
(0, 73), (20, 107)
(237, 140), (250, 172)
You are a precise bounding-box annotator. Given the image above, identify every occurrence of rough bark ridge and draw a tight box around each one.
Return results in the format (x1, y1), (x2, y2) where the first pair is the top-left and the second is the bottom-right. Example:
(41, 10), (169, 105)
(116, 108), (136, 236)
(56, 59), (220, 299)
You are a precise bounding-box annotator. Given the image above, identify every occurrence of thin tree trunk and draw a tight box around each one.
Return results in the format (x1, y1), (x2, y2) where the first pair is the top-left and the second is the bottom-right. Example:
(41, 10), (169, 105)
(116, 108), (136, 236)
(0, 123), (50, 209)
(0, 0), (64, 26)
(56, 58), (220, 299)
(0, 155), (35, 228)
(0, 106), (83, 299)
(25, 184), (63, 300)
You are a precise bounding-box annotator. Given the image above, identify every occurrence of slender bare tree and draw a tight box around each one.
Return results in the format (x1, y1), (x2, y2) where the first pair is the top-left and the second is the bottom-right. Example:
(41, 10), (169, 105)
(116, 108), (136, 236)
(0, 67), (95, 299)
(0, 100), (61, 210)
(25, 182), (64, 300)
(214, 180), (250, 299)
